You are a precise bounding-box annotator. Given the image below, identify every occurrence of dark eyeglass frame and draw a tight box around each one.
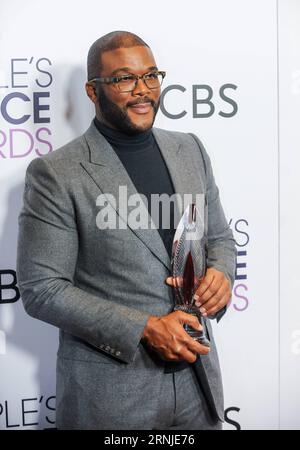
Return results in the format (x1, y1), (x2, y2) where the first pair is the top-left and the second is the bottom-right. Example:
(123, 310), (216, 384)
(88, 70), (166, 92)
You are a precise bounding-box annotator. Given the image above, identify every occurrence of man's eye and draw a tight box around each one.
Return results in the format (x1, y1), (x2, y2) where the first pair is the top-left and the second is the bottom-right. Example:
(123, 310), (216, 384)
(119, 75), (134, 82)
(146, 73), (158, 79)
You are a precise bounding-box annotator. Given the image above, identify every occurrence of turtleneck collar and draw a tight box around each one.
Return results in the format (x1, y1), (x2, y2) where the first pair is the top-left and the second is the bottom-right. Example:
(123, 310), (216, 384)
(94, 117), (154, 153)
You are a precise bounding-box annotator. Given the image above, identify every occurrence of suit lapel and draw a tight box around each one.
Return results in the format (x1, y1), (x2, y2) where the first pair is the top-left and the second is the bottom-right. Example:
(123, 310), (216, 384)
(80, 123), (171, 271)
(152, 128), (204, 216)
(152, 128), (187, 218)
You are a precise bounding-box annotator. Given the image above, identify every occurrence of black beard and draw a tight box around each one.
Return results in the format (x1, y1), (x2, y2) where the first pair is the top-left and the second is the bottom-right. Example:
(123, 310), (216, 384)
(97, 86), (160, 136)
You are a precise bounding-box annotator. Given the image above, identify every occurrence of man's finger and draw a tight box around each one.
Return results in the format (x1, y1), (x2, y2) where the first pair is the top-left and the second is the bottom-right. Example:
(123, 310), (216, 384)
(165, 276), (183, 287)
(194, 272), (215, 298)
(182, 344), (210, 361)
(197, 279), (224, 305)
(197, 278), (230, 308)
(165, 277), (174, 286)
(176, 311), (202, 331)
(187, 338), (210, 355)
(205, 292), (231, 316)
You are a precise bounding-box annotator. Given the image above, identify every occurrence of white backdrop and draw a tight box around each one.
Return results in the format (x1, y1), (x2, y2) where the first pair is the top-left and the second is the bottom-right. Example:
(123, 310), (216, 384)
(0, 0), (299, 430)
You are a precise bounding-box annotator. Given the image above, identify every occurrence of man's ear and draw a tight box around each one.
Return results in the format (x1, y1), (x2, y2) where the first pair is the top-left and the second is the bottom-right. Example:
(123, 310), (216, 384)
(85, 82), (98, 104)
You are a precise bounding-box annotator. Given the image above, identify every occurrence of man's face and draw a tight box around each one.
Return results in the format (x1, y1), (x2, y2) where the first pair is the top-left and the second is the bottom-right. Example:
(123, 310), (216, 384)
(88, 46), (161, 135)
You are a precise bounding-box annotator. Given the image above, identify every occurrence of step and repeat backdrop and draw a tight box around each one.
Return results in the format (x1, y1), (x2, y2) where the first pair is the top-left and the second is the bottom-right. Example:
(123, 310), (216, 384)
(0, 0), (299, 429)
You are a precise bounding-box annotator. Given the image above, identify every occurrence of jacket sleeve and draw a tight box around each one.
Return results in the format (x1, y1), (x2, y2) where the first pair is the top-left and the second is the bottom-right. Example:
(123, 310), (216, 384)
(189, 133), (237, 322)
(16, 156), (150, 363)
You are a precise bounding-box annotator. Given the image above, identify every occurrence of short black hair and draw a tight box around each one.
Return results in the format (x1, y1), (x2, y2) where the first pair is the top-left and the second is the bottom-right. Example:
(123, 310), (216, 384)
(87, 31), (150, 81)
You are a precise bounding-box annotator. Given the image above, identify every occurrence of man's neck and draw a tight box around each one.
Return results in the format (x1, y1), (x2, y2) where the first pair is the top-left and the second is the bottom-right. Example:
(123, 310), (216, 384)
(94, 117), (153, 144)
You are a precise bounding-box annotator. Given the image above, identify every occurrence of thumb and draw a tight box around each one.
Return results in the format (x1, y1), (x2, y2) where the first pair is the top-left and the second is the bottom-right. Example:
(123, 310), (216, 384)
(177, 311), (202, 331)
(165, 276), (183, 287)
(165, 277), (174, 286)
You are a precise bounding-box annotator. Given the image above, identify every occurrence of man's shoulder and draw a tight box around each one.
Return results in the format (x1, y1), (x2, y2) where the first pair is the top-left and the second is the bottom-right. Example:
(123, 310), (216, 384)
(27, 123), (94, 176)
(153, 127), (206, 155)
(153, 126), (197, 144)
(25, 128), (91, 184)
(40, 134), (87, 166)
(153, 127), (203, 149)
(153, 127), (210, 175)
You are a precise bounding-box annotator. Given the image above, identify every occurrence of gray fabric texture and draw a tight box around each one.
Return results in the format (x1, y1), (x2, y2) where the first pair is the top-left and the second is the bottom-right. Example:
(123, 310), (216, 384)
(17, 122), (236, 428)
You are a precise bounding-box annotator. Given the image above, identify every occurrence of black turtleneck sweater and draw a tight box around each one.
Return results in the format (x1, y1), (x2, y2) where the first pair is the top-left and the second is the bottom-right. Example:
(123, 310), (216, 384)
(94, 118), (176, 257)
(94, 118), (189, 373)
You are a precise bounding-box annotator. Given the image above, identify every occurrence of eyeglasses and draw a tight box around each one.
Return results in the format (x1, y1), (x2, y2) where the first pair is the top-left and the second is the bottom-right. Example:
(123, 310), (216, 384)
(89, 70), (166, 93)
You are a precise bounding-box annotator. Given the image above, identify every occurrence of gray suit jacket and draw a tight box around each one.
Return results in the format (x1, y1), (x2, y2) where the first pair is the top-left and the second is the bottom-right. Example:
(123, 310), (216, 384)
(16, 122), (236, 429)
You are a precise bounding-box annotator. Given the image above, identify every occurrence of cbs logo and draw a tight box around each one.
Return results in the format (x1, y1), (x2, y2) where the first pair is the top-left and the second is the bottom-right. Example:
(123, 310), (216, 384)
(160, 83), (238, 119)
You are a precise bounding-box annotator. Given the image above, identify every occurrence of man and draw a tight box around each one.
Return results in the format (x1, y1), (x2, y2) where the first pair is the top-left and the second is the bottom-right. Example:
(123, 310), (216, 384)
(17, 31), (236, 430)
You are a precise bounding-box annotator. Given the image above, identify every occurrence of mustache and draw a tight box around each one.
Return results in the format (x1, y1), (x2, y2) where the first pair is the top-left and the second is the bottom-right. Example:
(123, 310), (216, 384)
(126, 97), (156, 108)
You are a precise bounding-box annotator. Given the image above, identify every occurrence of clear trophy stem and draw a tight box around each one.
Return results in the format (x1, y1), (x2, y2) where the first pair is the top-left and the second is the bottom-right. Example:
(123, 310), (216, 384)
(171, 203), (210, 347)
(174, 305), (210, 346)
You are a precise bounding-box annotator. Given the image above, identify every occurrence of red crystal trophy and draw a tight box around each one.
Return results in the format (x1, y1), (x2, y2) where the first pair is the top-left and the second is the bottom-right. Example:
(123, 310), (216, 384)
(171, 203), (210, 346)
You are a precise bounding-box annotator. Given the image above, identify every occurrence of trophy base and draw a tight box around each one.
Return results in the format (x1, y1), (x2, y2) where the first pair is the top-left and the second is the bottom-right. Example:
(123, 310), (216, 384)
(174, 305), (210, 347)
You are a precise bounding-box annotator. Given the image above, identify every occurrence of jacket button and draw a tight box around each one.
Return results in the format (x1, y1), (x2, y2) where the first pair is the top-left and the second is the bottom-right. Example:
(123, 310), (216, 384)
(104, 345), (111, 352)
(115, 351), (121, 357)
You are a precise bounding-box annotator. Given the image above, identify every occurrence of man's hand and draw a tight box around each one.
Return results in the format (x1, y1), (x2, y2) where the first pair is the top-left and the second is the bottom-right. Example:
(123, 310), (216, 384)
(166, 268), (232, 318)
(142, 311), (210, 363)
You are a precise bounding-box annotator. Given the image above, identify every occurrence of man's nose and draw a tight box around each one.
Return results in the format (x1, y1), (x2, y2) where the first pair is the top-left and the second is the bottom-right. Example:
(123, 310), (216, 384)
(132, 77), (151, 95)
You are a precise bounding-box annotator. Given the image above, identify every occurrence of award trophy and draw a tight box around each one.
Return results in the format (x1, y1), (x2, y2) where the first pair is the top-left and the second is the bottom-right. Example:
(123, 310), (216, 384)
(171, 203), (210, 347)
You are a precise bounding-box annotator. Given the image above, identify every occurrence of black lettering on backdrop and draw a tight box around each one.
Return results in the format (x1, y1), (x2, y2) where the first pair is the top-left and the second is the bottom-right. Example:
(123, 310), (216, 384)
(45, 396), (56, 424)
(0, 270), (20, 304)
(160, 83), (238, 119)
(0, 396), (56, 429)
(160, 84), (187, 119)
(33, 92), (50, 123)
(193, 84), (215, 118)
(219, 83), (238, 117)
(4, 400), (20, 428)
(1, 92), (30, 125)
(1, 92), (50, 124)
(11, 58), (28, 88)
(35, 58), (52, 88)
(22, 398), (39, 427)
(224, 406), (241, 430)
